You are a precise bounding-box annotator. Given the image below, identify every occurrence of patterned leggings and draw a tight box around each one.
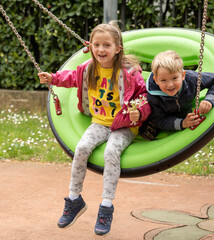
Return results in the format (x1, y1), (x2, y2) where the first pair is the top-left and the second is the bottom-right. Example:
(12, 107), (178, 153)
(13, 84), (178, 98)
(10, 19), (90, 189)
(69, 123), (136, 200)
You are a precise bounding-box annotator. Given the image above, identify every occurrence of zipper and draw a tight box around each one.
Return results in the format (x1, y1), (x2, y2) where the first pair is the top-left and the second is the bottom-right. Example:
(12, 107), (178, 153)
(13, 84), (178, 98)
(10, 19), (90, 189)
(175, 93), (181, 112)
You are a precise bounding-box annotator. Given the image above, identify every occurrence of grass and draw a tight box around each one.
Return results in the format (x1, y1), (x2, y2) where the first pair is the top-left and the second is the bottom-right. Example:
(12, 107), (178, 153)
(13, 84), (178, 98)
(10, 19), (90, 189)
(0, 108), (70, 164)
(166, 141), (214, 176)
(0, 108), (213, 176)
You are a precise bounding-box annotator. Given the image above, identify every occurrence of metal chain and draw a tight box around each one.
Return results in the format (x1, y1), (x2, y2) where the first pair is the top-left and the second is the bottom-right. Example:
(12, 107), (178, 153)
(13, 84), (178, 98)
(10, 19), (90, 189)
(0, 5), (42, 73)
(1, 1), (208, 105)
(195, 0), (208, 112)
(0, 4), (58, 99)
(31, 0), (88, 46)
(0, 1), (90, 112)
(32, 0), (207, 109)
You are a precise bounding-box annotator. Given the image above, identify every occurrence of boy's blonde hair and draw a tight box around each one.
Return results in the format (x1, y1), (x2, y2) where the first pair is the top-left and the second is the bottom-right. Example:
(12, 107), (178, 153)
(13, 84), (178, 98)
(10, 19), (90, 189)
(151, 50), (183, 76)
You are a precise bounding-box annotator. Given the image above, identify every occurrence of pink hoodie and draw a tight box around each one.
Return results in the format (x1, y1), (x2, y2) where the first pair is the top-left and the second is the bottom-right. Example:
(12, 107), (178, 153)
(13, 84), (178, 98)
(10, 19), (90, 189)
(51, 60), (151, 131)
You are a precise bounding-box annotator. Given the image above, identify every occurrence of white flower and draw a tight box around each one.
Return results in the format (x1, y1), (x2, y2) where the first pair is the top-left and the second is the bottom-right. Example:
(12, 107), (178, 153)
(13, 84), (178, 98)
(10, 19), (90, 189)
(122, 95), (148, 125)
(130, 99), (136, 105)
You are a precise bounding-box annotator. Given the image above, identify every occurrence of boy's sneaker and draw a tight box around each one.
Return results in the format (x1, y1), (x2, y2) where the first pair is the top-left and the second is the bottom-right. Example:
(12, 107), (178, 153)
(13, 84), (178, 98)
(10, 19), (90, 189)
(57, 195), (87, 228)
(94, 204), (114, 235)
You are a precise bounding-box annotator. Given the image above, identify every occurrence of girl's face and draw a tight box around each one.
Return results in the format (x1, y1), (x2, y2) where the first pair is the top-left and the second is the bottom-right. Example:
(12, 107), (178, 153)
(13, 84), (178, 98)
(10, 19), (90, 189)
(90, 31), (121, 68)
(154, 67), (185, 96)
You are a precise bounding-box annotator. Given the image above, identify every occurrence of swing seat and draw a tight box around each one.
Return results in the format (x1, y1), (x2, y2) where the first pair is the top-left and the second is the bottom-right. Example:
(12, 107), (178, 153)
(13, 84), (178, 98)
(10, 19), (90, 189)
(47, 28), (214, 176)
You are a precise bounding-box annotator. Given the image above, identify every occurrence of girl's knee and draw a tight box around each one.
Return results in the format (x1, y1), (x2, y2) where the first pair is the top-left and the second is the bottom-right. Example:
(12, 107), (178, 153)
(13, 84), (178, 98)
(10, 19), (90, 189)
(104, 148), (120, 166)
(75, 144), (92, 156)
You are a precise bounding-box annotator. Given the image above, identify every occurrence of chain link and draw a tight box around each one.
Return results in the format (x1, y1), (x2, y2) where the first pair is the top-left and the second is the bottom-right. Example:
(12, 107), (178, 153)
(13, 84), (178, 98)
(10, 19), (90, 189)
(0, 4), (58, 99)
(195, 0), (208, 112)
(31, 0), (88, 46)
(0, 5), (42, 73)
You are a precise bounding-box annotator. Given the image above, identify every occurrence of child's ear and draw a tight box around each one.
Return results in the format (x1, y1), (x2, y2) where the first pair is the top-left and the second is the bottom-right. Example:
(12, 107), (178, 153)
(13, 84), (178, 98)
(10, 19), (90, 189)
(153, 75), (159, 85)
(182, 70), (186, 80)
(116, 45), (122, 54)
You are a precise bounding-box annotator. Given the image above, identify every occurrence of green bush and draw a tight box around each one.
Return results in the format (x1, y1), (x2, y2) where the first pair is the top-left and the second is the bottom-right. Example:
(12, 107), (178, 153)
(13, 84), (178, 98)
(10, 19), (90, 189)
(0, 0), (103, 90)
(0, 0), (213, 90)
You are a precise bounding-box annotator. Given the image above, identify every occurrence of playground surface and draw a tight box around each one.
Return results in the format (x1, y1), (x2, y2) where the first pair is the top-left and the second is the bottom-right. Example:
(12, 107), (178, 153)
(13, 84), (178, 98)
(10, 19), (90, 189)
(0, 160), (214, 240)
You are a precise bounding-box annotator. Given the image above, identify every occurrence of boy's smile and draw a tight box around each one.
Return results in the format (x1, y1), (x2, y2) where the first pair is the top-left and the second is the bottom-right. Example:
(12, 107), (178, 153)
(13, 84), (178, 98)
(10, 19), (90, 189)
(154, 67), (185, 96)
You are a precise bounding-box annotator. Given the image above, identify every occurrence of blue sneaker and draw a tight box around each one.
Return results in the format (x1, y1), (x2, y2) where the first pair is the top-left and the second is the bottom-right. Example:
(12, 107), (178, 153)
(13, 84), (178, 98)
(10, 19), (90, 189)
(94, 204), (114, 235)
(57, 195), (87, 228)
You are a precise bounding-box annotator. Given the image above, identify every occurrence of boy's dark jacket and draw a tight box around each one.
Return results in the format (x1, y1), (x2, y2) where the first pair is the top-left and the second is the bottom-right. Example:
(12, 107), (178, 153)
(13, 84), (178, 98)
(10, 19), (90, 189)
(144, 70), (214, 131)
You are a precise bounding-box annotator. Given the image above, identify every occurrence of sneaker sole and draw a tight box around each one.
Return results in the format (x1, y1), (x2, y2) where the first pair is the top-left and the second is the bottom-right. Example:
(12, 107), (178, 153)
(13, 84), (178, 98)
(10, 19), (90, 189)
(58, 204), (87, 228)
(94, 229), (110, 236)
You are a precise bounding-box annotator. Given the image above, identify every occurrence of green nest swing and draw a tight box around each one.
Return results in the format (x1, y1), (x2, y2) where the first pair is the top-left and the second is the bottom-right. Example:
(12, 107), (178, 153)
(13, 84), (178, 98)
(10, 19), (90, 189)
(1, 1), (213, 177)
(48, 28), (214, 176)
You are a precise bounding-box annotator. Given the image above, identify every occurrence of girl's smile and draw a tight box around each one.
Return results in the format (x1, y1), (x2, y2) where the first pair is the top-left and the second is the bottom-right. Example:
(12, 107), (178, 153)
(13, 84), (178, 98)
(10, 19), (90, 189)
(91, 31), (121, 68)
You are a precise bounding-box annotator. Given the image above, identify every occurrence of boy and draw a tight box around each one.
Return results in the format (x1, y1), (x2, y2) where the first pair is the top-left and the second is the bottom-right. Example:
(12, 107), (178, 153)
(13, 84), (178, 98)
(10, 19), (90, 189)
(139, 50), (214, 139)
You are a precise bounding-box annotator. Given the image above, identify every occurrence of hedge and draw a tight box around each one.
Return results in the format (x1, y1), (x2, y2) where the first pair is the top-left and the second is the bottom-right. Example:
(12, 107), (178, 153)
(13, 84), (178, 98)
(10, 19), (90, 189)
(0, 0), (213, 90)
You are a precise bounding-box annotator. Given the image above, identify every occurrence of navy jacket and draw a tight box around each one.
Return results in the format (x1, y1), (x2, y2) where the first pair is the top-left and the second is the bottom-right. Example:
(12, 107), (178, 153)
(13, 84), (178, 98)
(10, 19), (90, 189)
(146, 70), (214, 131)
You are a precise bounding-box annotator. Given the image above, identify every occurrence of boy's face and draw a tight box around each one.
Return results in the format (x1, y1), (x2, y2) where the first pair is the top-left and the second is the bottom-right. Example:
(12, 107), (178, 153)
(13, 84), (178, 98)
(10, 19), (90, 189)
(153, 67), (185, 96)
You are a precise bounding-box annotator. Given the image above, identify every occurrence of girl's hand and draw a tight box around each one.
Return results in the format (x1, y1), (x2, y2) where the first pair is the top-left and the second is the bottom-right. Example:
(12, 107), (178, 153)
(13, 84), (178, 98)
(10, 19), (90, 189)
(182, 112), (201, 128)
(199, 100), (212, 114)
(38, 72), (52, 84)
(129, 109), (140, 122)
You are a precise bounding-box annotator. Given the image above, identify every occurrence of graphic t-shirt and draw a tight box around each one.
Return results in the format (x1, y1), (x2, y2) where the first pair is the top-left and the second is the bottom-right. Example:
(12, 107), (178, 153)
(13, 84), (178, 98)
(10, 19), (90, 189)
(88, 65), (121, 127)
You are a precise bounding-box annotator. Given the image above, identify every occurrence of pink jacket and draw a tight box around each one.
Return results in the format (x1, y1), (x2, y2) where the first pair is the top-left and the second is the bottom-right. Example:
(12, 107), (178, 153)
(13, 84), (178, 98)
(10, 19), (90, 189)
(51, 60), (151, 131)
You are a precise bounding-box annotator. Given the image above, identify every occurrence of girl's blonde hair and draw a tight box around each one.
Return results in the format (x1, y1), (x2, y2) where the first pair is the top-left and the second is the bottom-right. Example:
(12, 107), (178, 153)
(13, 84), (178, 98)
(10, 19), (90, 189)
(151, 50), (183, 77)
(87, 21), (139, 89)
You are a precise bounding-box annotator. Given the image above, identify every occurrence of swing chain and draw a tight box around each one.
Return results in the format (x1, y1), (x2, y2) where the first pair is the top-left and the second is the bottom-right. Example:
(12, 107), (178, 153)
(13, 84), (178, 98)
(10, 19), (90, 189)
(31, 0), (89, 47)
(0, 4), (59, 101)
(0, 5), (42, 73)
(195, 0), (208, 112)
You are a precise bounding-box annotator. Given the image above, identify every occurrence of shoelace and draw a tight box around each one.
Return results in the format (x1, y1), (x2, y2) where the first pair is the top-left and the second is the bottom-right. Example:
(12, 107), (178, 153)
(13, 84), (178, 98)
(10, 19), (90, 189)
(98, 214), (111, 226)
(63, 206), (73, 216)
(63, 198), (78, 216)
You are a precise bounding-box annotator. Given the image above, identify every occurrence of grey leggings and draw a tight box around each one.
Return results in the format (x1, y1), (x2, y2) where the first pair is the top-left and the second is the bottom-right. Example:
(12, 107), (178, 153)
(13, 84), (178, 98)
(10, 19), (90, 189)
(69, 123), (136, 200)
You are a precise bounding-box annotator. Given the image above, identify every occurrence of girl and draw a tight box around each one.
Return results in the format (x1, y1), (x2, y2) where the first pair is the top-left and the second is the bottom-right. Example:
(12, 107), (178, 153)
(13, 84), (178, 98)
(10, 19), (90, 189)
(38, 22), (151, 235)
